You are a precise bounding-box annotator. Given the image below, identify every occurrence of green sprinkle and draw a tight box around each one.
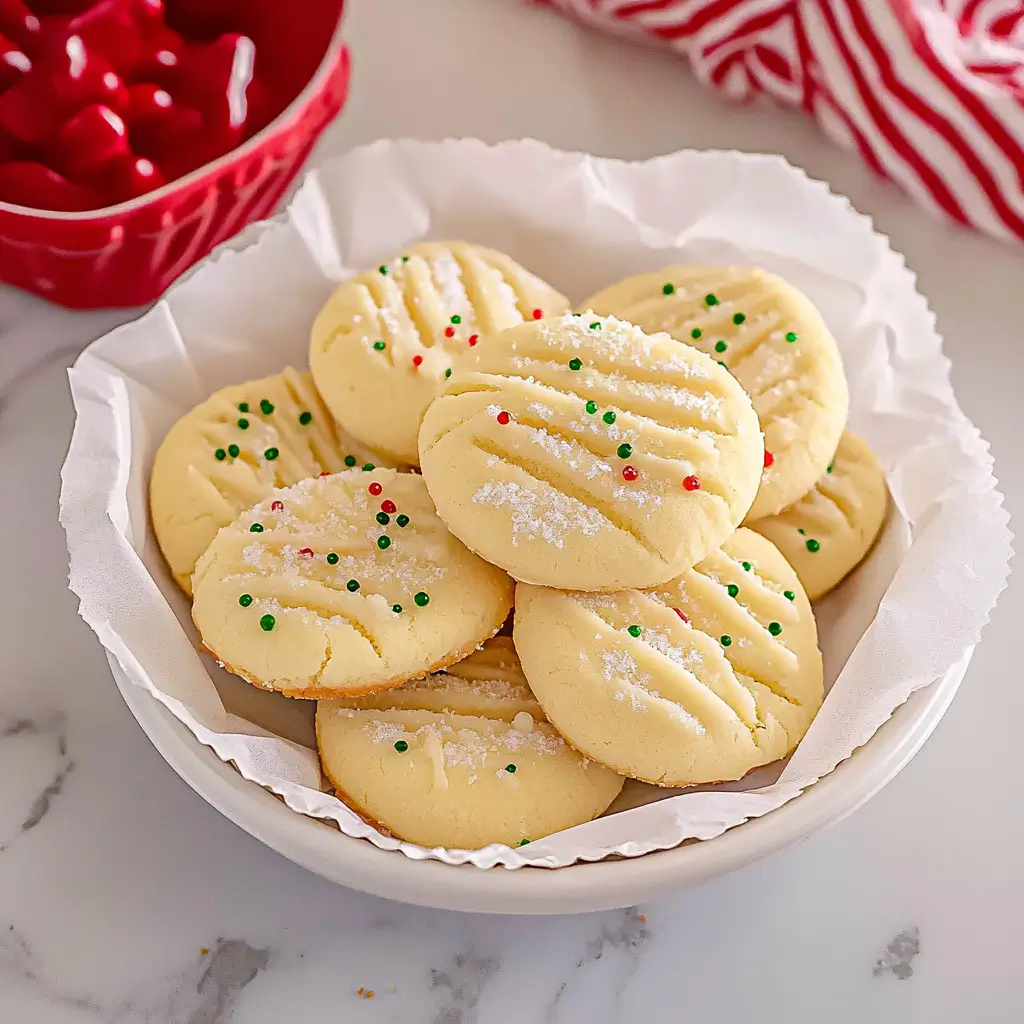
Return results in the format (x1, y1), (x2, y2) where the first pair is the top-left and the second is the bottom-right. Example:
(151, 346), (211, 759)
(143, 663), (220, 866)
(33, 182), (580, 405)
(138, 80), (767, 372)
(392, 603), (403, 614)
(378, 265), (388, 275)
(394, 739), (408, 752)
(518, 839), (530, 847)
(259, 614), (275, 632)
(504, 764), (517, 774)
(568, 357), (582, 371)
(806, 538), (821, 553)
(705, 293), (719, 306)
(718, 360), (728, 369)
(785, 331), (798, 343)
(237, 418), (249, 430)
(662, 282), (675, 295)
(797, 528), (806, 535)
(617, 443), (632, 459)
(346, 579), (360, 592)
(362, 463), (375, 472)
(260, 399), (274, 414)
(827, 462), (834, 474)
(627, 624), (642, 638)
(414, 591), (430, 607)
(249, 523), (263, 533)
(784, 590), (796, 601)
(401, 256), (409, 263)
(238, 402), (249, 413)
(732, 313), (746, 325)
(264, 447), (279, 461)
(741, 561), (752, 571)
(228, 444), (240, 458)
(768, 621), (783, 636)
(444, 368), (452, 378)
(450, 314), (461, 325)
(715, 340), (727, 353)
(344, 455), (357, 467)
(690, 327), (702, 339)
(589, 321), (601, 330)
(373, 340), (386, 351)
(727, 584), (739, 598)
(396, 514), (410, 528)
(238, 594), (253, 607)
(720, 635), (732, 647)
(585, 400), (598, 415)
(214, 448), (226, 461)
(602, 410), (616, 425)
(327, 552), (339, 565)
(377, 536), (391, 550)
(299, 411), (312, 425)
(376, 512), (390, 526)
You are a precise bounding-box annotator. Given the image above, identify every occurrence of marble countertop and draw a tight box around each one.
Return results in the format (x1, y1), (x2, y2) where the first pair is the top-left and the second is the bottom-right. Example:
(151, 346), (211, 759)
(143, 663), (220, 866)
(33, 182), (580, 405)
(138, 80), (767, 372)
(1, 1), (1020, 1021)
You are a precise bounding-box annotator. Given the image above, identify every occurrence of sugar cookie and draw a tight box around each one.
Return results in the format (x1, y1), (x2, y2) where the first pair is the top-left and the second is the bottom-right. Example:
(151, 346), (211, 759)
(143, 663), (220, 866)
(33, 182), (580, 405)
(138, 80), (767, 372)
(581, 266), (848, 521)
(316, 638), (624, 849)
(418, 313), (763, 592)
(748, 430), (887, 600)
(150, 367), (383, 595)
(514, 528), (823, 787)
(191, 469), (514, 698)
(310, 242), (569, 465)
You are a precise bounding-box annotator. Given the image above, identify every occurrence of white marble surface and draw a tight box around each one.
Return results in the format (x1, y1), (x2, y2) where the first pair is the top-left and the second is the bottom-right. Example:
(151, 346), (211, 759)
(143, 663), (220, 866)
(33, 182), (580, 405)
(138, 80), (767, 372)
(1, 0), (1020, 1020)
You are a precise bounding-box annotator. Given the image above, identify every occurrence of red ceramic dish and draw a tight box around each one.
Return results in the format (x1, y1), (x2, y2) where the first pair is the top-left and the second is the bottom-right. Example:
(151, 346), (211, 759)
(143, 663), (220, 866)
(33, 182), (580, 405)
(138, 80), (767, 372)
(0, 0), (348, 308)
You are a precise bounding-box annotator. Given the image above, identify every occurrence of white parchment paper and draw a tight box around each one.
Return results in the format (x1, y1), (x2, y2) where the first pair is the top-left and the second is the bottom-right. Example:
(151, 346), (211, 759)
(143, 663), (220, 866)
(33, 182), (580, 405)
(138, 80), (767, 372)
(60, 140), (1011, 869)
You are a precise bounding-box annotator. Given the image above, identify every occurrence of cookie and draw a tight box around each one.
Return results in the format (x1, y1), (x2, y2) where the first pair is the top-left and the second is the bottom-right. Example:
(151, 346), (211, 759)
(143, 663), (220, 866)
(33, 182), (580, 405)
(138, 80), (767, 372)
(309, 242), (569, 465)
(191, 469), (514, 698)
(315, 637), (624, 849)
(514, 528), (824, 787)
(418, 313), (763, 592)
(581, 266), (848, 521)
(150, 367), (383, 595)
(748, 430), (887, 600)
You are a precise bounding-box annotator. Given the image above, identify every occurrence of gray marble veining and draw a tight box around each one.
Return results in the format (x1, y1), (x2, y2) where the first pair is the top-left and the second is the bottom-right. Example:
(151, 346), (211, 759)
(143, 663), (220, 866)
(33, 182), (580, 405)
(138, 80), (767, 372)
(873, 927), (921, 981)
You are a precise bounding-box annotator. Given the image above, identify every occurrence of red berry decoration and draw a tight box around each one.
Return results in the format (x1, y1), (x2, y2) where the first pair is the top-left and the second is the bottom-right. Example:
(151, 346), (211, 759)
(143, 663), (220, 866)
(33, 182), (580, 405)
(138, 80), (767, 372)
(496, 410), (511, 425)
(764, 450), (775, 468)
(531, 308), (542, 320)
(381, 499), (396, 514)
(299, 547), (313, 558)
(411, 355), (423, 368)
(368, 482), (383, 496)
(682, 475), (701, 491)
(468, 334), (479, 347)
(673, 607), (689, 623)
(621, 465), (638, 482)
(444, 326), (455, 338)
(270, 500), (283, 511)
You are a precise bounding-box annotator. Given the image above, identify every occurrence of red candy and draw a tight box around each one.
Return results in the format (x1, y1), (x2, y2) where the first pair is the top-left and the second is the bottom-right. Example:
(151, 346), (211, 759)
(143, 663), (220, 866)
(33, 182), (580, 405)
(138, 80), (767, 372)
(380, 499), (396, 514)
(496, 410), (511, 425)
(368, 482), (383, 496)
(531, 308), (542, 320)
(621, 465), (638, 481)
(299, 547), (313, 557)
(444, 326), (455, 338)
(682, 475), (701, 491)
(673, 607), (689, 623)
(270, 500), (283, 511)
(763, 450), (774, 468)
(411, 355), (423, 368)
(467, 334), (478, 347)
(0, 160), (99, 208)
(50, 103), (128, 179)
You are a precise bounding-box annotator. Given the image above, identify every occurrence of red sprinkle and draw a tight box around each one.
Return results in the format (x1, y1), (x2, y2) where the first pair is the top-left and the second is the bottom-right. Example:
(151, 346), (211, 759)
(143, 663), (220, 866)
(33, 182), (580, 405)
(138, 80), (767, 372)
(496, 411), (511, 425)
(531, 308), (543, 320)
(368, 482), (383, 496)
(411, 355), (423, 368)
(621, 465), (639, 482)
(683, 475), (701, 491)
(468, 334), (479, 347)
(299, 547), (314, 557)
(381, 499), (397, 514)
(444, 326), (455, 338)
(271, 500), (284, 511)
(319, 472), (330, 477)
(673, 607), (689, 623)
(764, 450), (775, 468)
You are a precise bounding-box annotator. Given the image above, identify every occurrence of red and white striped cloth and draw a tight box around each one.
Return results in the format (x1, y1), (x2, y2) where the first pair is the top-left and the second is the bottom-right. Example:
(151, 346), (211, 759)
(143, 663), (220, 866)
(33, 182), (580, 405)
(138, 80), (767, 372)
(535, 0), (1024, 245)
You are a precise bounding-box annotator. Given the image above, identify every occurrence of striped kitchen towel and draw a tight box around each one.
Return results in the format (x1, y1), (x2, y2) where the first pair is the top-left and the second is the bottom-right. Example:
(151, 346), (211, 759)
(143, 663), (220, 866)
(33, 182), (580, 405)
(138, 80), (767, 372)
(536, 0), (1024, 245)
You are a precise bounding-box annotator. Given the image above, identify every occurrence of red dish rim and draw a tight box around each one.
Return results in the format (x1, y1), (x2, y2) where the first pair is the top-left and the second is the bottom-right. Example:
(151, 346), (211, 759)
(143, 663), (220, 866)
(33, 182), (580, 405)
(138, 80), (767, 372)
(0, 10), (348, 221)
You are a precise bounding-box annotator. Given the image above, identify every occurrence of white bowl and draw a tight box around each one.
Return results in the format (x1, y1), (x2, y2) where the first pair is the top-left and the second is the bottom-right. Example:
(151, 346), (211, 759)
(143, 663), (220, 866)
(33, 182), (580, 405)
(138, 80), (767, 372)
(109, 649), (970, 914)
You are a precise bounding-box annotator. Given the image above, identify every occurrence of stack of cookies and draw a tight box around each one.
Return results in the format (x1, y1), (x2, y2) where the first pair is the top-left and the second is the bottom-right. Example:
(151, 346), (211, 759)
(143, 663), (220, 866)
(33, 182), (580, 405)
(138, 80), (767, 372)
(149, 242), (888, 851)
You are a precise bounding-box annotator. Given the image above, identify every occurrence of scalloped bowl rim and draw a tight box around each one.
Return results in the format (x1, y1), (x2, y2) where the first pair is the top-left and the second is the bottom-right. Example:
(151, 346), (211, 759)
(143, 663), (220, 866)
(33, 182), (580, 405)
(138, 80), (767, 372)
(0, 11), (348, 221)
(106, 647), (971, 914)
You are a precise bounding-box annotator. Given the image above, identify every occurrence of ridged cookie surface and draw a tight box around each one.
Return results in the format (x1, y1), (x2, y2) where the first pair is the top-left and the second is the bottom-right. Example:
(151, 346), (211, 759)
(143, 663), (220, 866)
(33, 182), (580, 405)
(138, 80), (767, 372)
(316, 638), (624, 849)
(748, 431), (887, 600)
(514, 529), (823, 787)
(310, 242), (569, 465)
(418, 313), (764, 592)
(582, 266), (848, 520)
(191, 470), (514, 698)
